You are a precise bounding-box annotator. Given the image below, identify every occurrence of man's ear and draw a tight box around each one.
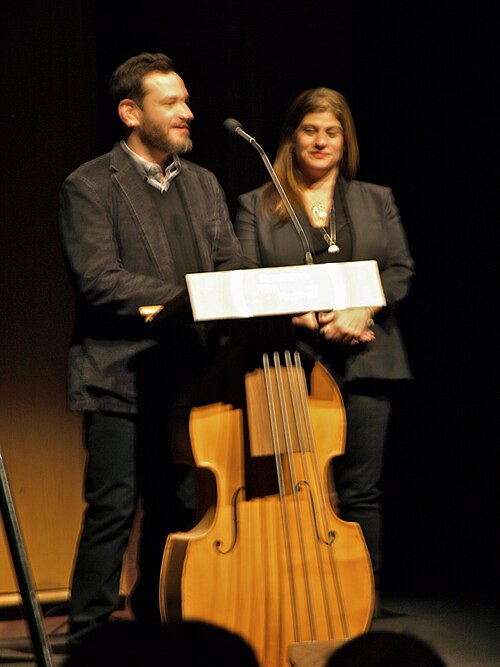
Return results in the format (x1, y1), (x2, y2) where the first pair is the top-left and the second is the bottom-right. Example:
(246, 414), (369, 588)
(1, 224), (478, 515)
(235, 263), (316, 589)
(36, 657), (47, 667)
(118, 99), (141, 128)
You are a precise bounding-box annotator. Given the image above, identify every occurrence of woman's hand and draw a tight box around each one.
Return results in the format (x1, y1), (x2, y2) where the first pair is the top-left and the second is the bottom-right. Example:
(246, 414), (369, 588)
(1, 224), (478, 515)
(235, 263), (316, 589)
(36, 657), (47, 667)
(292, 311), (319, 332)
(317, 308), (376, 345)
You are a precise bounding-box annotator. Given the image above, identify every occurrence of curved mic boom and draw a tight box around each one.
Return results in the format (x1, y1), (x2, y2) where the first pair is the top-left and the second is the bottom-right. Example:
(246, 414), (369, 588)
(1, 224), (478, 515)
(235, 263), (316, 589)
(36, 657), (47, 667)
(223, 118), (314, 265)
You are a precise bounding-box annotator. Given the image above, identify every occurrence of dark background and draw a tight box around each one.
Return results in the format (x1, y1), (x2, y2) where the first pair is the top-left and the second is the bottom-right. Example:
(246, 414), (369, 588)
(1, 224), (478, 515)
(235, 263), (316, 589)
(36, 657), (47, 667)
(1, 1), (497, 603)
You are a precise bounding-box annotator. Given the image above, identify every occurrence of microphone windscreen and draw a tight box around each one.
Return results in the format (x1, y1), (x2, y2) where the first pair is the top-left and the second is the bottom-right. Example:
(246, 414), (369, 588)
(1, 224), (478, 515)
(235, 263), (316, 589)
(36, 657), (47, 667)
(223, 118), (242, 135)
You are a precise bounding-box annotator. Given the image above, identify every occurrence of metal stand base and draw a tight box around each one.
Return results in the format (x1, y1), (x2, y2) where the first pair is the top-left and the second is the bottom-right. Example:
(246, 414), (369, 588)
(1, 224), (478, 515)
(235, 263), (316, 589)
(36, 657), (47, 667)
(0, 445), (54, 666)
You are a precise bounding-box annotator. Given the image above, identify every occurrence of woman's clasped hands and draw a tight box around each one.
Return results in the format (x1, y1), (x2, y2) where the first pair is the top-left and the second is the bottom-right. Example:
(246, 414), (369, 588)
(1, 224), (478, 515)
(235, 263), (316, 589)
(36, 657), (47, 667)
(292, 307), (376, 346)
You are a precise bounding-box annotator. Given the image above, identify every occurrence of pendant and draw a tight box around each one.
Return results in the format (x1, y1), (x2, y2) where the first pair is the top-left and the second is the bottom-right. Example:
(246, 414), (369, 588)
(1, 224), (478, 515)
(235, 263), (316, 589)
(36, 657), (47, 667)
(328, 243), (340, 254)
(312, 205), (328, 223)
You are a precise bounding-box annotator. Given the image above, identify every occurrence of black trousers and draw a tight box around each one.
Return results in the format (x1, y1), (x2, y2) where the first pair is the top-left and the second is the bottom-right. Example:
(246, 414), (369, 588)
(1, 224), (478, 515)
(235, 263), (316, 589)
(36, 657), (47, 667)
(69, 412), (138, 633)
(332, 385), (392, 582)
(69, 403), (196, 635)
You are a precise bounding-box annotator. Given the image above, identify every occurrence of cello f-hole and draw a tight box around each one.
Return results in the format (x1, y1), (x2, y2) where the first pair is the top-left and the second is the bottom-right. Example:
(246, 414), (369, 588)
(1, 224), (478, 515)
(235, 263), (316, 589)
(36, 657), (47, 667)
(214, 485), (245, 554)
(296, 480), (335, 546)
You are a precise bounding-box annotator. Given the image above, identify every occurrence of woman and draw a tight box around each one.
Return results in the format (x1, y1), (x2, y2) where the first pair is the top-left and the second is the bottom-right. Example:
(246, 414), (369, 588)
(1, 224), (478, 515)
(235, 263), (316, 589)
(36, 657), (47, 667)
(234, 87), (414, 592)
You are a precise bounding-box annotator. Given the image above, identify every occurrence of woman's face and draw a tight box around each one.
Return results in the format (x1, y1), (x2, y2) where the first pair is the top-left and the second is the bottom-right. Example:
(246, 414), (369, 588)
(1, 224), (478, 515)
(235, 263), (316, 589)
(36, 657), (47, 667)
(293, 111), (344, 182)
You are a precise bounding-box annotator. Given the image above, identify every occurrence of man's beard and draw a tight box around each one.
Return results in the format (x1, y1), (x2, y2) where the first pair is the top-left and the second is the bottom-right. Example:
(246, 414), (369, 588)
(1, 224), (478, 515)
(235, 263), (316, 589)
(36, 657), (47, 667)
(139, 121), (193, 155)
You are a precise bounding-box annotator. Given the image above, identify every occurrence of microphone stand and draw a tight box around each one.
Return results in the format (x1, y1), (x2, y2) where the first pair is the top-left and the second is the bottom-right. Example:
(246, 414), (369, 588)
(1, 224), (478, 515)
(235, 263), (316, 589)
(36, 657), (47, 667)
(226, 121), (314, 266)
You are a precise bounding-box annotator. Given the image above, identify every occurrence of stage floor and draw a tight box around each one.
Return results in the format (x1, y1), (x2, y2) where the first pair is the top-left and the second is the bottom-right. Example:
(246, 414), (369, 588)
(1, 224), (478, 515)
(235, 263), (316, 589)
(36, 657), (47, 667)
(0, 595), (498, 666)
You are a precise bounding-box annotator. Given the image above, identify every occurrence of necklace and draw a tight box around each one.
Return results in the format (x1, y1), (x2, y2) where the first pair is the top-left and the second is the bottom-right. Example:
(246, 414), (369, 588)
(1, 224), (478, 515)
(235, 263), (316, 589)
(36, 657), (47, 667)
(310, 201), (340, 254)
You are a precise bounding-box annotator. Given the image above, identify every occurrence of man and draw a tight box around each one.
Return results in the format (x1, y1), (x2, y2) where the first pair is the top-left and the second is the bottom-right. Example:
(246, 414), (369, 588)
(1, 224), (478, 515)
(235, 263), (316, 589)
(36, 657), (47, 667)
(59, 52), (248, 642)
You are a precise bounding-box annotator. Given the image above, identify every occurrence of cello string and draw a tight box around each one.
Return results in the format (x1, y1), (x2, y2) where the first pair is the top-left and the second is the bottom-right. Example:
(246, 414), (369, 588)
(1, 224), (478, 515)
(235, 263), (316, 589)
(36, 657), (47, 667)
(293, 351), (351, 639)
(285, 351), (335, 639)
(273, 351), (317, 640)
(261, 353), (300, 641)
(293, 351), (333, 540)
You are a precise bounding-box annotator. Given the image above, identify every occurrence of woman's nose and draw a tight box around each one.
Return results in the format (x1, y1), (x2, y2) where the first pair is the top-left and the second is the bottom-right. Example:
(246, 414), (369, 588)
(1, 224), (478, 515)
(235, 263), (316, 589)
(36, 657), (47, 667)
(314, 133), (327, 146)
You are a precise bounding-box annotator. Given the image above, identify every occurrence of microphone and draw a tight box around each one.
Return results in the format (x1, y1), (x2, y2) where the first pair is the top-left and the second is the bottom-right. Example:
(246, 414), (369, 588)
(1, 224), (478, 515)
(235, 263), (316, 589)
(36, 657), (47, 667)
(223, 118), (314, 266)
(222, 118), (256, 144)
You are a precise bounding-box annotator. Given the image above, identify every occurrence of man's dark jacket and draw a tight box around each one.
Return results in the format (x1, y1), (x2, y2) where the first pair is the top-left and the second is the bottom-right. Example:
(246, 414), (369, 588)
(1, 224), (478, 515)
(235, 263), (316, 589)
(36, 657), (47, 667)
(59, 142), (247, 413)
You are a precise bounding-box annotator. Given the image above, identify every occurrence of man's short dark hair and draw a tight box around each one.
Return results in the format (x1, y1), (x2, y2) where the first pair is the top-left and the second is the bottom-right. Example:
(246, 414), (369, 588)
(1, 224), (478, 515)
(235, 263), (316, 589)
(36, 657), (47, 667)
(108, 52), (175, 107)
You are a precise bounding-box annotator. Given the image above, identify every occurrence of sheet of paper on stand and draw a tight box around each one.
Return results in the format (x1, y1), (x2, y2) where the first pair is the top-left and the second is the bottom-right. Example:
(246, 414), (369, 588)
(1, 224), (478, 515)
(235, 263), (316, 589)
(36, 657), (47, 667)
(186, 260), (386, 322)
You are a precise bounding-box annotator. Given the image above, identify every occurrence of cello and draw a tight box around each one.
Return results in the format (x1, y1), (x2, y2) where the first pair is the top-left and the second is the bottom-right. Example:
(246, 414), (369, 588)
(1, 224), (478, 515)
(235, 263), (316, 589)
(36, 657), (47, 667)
(158, 320), (374, 667)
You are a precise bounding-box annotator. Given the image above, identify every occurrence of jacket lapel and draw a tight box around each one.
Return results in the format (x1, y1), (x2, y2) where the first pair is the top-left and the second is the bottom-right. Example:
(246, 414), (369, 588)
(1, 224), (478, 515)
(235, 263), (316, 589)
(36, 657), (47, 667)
(109, 143), (178, 280)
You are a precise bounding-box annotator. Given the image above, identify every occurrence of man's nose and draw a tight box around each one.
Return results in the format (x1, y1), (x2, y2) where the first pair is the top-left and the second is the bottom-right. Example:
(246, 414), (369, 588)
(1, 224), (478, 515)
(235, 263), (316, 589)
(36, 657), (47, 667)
(180, 103), (194, 120)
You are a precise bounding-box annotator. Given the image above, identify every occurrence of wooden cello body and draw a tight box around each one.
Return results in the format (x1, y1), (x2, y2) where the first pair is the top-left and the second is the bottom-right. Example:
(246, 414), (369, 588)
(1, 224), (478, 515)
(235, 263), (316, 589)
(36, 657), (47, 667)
(159, 343), (374, 667)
